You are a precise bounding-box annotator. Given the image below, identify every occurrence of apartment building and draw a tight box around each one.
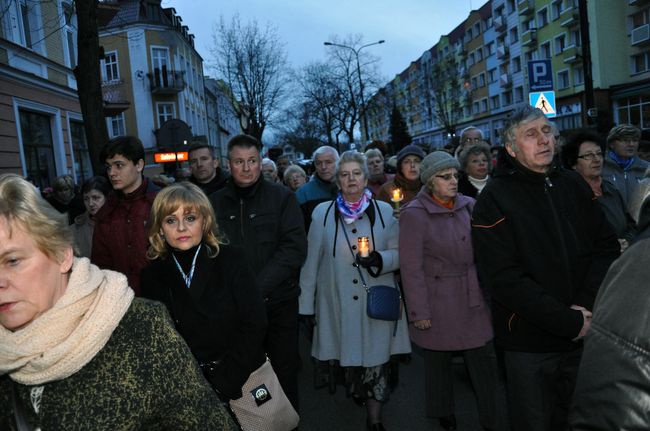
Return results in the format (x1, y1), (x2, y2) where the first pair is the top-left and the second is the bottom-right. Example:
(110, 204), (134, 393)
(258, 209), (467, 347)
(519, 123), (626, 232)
(99, 0), (208, 170)
(0, 0), (93, 188)
(367, 0), (650, 150)
(204, 77), (241, 166)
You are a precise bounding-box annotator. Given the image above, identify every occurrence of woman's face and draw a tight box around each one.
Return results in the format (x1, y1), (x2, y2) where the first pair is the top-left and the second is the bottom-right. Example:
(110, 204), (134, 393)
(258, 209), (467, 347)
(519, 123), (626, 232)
(54, 185), (74, 204)
(337, 161), (368, 201)
(465, 153), (489, 179)
(161, 206), (205, 251)
(0, 217), (72, 331)
(429, 167), (459, 201)
(287, 172), (306, 191)
(573, 141), (603, 180)
(83, 189), (107, 216)
(400, 155), (422, 181)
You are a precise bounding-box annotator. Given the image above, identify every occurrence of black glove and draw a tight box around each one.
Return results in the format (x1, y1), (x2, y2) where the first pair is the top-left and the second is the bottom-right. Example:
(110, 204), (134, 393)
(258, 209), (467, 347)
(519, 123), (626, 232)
(355, 251), (383, 277)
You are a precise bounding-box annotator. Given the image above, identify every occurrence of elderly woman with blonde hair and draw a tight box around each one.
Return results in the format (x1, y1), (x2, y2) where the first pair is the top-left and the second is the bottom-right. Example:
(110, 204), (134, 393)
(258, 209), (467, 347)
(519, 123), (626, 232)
(0, 174), (236, 430)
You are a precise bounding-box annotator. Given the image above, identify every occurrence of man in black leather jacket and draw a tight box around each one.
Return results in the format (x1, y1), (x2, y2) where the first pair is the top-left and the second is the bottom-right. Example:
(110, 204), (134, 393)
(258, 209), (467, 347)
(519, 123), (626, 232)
(472, 106), (619, 431)
(570, 238), (650, 430)
(209, 134), (307, 411)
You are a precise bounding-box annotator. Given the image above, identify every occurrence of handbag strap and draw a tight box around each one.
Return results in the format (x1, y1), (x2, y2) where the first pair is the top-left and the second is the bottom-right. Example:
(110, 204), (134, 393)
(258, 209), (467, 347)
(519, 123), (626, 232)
(11, 381), (32, 431)
(339, 217), (370, 293)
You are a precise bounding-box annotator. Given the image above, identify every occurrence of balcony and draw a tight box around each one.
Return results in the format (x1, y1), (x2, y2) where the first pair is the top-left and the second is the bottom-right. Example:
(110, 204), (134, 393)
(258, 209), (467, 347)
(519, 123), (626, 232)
(632, 24), (650, 46)
(630, 0), (650, 5)
(496, 44), (509, 59)
(456, 44), (467, 57)
(147, 68), (185, 94)
(562, 46), (582, 64)
(101, 79), (131, 116)
(560, 10), (579, 27)
(522, 29), (537, 47)
(494, 15), (507, 32)
(499, 73), (512, 88)
(518, 0), (535, 15)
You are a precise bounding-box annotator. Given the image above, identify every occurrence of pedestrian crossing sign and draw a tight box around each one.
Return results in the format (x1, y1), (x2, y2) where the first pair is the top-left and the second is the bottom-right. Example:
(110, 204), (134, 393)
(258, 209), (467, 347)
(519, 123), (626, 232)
(529, 91), (556, 118)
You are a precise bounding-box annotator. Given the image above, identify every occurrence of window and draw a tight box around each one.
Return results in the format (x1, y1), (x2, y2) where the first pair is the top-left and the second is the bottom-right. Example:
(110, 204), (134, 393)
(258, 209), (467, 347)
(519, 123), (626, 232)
(485, 42), (495, 56)
(473, 101), (480, 115)
(507, 0), (515, 14)
(488, 68), (497, 83)
(472, 77), (478, 89)
(512, 56), (521, 73)
(157, 103), (175, 128)
(524, 19), (536, 31)
(479, 73), (486, 87)
(632, 10), (650, 29)
(615, 96), (650, 129)
(537, 8), (549, 28)
(540, 42), (552, 59)
(481, 98), (488, 112)
(151, 47), (170, 87)
(551, 0), (562, 20)
(555, 34), (566, 54)
(557, 70), (570, 89)
(63, 1), (77, 68)
(468, 52), (475, 66)
(502, 91), (512, 106)
(108, 113), (126, 137)
(524, 51), (535, 63)
(491, 95), (501, 109)
(476, 48), (483, 62)
(102, 51), (119, 82)
(573, 66), (584, 85)
(515, 86), (524, 103)
(70, 120), (92, 183)
(632, 52), (650, 74)
(19, 110), (56, 190)
(510, 27), (519, 43)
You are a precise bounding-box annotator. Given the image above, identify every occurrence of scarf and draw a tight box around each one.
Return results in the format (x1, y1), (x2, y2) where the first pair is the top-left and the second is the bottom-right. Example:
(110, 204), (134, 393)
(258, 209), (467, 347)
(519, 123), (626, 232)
(0, 258), (134, 385)
(608, 150), (635, 171)
(336, 188), (372, 224)
(467, 175), (489, 194)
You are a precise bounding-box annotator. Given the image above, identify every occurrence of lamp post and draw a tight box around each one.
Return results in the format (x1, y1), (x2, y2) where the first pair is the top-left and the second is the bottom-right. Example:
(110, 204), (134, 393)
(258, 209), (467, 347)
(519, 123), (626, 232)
(324, 39), (385, 143)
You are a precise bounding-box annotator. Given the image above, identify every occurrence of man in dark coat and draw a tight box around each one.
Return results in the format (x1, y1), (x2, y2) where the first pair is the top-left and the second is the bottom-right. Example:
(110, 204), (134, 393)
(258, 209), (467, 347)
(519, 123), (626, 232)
(471, 106), (619, 431)
(92, 136), (159, 296)
(188, 143), (228, 196)
(209, 134), (307, 411)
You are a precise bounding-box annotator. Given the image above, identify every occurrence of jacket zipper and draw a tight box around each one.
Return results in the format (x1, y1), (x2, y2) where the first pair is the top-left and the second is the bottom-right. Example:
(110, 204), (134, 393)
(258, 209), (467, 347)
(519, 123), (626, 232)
(239, 198), (245, 240)
(544, 176), (573, 290)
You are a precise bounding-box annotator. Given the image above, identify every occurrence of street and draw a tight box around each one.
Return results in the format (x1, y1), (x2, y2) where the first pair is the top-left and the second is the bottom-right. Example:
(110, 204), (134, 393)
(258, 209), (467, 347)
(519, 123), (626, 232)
(298, 327), (509, 431)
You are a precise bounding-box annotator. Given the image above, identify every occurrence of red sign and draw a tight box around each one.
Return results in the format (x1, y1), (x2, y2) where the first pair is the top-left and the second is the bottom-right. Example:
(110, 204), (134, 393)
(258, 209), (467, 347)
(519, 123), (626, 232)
(155, 151), (189, 163)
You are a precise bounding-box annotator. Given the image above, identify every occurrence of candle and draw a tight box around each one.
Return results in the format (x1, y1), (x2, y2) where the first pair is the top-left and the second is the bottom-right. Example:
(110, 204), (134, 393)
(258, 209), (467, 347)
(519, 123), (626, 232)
(357, 236), (370, 258)
(391, 188), (403, 209)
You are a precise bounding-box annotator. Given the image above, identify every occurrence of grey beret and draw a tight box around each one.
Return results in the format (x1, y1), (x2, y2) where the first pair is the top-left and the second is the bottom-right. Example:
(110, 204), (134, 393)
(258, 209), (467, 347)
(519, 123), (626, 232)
(420, 151), (460, 184)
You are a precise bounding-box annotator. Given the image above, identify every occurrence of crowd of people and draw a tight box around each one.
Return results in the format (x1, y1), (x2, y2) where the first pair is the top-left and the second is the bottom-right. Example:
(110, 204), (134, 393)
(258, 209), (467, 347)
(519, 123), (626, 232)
(2, 105), (650, 431)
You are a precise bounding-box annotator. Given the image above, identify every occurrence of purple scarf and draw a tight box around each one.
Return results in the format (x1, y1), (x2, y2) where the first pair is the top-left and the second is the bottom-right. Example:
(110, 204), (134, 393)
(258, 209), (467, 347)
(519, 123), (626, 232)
(336, 188), (372, 224)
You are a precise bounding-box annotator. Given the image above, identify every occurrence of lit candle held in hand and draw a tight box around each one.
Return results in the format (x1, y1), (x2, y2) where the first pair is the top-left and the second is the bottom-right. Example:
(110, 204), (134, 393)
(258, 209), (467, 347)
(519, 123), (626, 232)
(391, 188), (403, 209)
(357, 236), (370, 258)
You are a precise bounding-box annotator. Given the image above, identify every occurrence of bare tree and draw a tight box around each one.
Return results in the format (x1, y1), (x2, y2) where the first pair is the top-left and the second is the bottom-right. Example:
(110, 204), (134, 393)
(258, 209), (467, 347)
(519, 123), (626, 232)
(428, 53), (465, 136)
(210, 14), (288, 143)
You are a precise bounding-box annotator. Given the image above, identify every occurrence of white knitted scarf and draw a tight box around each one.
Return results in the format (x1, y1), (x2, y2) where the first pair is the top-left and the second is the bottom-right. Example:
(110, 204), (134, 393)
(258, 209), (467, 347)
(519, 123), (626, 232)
(0, 258), (134, 385)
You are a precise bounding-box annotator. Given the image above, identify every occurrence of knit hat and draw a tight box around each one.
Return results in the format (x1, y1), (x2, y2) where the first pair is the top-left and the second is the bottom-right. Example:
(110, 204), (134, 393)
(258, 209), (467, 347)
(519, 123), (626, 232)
(420, 151), (460, 184)
(396, 145), (426, 168)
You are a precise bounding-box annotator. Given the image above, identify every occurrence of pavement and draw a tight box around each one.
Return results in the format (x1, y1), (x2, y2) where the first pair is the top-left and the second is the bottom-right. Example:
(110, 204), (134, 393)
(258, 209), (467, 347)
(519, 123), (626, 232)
(297, 327), (509, 431)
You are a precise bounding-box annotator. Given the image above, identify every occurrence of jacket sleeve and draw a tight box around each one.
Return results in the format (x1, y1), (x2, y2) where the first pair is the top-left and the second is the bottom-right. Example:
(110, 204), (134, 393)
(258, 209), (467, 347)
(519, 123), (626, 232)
(210, 254), (268, 400)
(256, 191), (308, 298)
(472, 190), (584, 339)
(146, 304), (237, 430)
(299, 206), (325, 315)
(399, 207), (430, 322)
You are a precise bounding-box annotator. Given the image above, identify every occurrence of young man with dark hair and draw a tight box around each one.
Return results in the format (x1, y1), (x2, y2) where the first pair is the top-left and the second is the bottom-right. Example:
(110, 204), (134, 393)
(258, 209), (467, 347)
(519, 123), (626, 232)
(92, 136), (159, 295)
(188, 143), (227, 196)
(209, 134), (307, 411)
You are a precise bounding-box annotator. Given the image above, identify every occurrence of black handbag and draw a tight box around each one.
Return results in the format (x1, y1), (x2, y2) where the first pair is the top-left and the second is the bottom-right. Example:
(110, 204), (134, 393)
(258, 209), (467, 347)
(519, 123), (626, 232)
(340, 218), (401, 322)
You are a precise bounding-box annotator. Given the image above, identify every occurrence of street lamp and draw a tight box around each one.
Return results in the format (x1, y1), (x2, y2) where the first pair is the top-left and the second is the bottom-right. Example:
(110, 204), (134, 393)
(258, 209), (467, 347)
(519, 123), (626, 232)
(324, 39), (385, 143)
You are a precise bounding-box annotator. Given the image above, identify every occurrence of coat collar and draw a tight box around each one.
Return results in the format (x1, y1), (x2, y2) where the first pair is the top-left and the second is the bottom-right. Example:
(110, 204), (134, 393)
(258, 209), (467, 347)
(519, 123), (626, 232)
(159, 245), (217, 309)
(414, 188), (472, 214)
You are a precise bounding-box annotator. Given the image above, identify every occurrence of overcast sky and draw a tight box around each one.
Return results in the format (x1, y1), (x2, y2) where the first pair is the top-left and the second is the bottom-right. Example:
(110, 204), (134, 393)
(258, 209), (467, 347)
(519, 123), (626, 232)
(162, 0), (488, 85)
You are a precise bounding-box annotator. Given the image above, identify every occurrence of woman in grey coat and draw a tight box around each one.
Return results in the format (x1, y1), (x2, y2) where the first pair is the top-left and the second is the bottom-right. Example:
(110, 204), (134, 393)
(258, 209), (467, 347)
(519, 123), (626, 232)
(399, 151), (498, 431)
(300, 151), (411, 431)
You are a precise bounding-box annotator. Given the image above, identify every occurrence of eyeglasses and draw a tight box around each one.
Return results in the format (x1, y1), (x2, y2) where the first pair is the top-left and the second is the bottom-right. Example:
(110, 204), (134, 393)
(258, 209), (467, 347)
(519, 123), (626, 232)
(463, 137), (482, 144)
(577, 152), (603, 161)
(434, 173), (460, 181)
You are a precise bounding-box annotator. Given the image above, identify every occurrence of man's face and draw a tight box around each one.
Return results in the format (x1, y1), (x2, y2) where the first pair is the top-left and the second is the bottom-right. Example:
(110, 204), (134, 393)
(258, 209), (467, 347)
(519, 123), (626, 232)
(229, 146), (261, 188)
(610, 138), (639, 159)
(314, 152), (337, 182)
(276, 157), (291, 174)
(506, 117), (556, 174)
(105, 154), (144, 194)
(367, 156), (385, 179)
(189, 148), (218, 184)
(461, 129), (483, 146)
(262, 163), (277, 182)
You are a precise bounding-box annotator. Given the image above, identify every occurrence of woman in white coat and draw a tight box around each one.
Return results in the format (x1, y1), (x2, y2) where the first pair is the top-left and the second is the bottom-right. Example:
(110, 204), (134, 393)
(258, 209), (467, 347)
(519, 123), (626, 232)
(300, 150), (411, 431)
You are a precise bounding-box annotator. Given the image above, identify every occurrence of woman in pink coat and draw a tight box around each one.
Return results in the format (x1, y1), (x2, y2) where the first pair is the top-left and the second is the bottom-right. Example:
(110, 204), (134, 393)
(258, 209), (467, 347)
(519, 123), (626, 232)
(399, 151), (498, 431)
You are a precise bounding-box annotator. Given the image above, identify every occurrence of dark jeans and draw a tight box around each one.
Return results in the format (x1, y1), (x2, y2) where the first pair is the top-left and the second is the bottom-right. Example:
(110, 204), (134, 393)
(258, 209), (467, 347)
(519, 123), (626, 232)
(424, 342), (499, 430)
(504, 348), (582, 431)
(264, 297), (300, 412)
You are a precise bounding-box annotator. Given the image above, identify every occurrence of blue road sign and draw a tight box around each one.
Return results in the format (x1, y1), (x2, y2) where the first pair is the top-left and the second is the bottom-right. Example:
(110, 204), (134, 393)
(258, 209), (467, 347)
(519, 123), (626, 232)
(527, 59), (554, 92)
(529, 91), (557, 118)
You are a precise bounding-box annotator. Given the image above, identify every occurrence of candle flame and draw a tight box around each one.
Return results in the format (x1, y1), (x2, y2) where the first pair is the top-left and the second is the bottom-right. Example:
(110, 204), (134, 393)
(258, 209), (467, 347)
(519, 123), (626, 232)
(391, 188), (403, 202)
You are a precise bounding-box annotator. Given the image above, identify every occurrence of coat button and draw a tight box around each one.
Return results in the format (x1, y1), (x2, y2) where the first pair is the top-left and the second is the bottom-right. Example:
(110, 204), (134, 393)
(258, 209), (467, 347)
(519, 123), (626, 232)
(352, 245), (357, 250)
(352, 229), (357, 234)
(449, 213), (454, 217)
(353, 279), (358, 284)
(353, 295), (359, 300)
